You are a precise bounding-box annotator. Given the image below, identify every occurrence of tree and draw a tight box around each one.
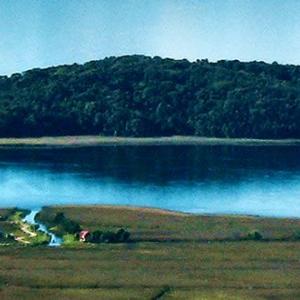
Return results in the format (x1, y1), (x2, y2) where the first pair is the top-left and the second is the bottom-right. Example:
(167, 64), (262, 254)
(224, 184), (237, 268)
(0, 55), (299, 139)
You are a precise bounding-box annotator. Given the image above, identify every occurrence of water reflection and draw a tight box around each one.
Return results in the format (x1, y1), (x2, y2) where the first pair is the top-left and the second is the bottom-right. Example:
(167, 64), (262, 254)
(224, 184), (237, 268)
(0, 145), (299, 217)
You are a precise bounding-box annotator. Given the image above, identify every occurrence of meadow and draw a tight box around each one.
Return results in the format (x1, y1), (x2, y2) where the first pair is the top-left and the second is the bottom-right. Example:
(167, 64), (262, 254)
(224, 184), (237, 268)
(38, 205), (300, 242)
(0, 241), (300, 299)
(0, 205), (298, 299)
(0, 206), (299, 299)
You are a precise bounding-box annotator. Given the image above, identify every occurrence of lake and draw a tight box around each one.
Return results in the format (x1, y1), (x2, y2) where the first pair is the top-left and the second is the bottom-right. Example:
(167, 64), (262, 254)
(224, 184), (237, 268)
(0, 145), (300, 217)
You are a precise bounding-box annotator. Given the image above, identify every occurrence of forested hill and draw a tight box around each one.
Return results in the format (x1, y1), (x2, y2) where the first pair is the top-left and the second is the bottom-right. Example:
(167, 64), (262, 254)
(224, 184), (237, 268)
(0, 55), (300, 138)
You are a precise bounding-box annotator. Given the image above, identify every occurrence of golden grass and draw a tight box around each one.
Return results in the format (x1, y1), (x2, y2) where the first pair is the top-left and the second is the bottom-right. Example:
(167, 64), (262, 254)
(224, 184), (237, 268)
(2, 206), (300, 299)
(0, 135), (299, 148)
(0, 242), (300, 299)
(38, 205), (300, 241)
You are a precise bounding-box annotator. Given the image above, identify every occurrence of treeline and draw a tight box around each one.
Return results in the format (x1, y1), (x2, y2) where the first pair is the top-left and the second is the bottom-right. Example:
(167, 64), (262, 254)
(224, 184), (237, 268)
(0, 55), (300, 138)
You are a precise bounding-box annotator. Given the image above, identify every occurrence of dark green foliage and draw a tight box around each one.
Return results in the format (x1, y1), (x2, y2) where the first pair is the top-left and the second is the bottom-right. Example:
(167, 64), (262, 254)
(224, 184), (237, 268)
(0, 231), (14, 242)
(54, 212), (66, 224)
(116, 228), (130, 242)
(101, 231), (117, 243)
(88, 230), (102, 243)
(247, 230), (263, 240)
(1, 55), (300, 138)
(89, 228), (130, 243)
(63, 220), (81, 234)
(294, 231), (300, 240)
(53, 212), (81, 234)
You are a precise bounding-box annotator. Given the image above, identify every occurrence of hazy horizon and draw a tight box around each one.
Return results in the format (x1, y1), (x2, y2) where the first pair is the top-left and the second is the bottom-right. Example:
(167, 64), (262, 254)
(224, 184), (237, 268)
(1, 0), (300, 75)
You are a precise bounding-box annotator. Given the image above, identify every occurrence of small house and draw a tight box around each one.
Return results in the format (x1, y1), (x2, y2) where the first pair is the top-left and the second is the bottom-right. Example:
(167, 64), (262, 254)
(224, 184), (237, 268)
(79, 230), (90, 242)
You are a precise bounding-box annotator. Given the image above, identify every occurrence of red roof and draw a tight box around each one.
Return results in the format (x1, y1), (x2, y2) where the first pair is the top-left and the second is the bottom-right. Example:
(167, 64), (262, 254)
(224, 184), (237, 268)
(79, 230), (90, 239)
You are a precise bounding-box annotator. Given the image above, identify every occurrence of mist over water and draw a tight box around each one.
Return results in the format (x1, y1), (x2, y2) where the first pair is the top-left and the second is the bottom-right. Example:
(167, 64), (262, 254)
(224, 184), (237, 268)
(0, 145), (300, 217)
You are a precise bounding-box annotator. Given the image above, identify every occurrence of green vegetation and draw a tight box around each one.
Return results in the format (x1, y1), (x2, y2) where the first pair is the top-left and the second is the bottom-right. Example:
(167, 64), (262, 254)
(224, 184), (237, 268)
(0, 208), (50, 246)
(1, 55), (300, 139)
(52, 211), (81, 235)
(37, 205), (300, 242)
(2, 205), (300, 299)
(87, 228), (130, 243)
(246, 230), (263, 241)
(0, 242), (299, 299)
(62, 234), (79, 246)
(39, 210), (131, 244)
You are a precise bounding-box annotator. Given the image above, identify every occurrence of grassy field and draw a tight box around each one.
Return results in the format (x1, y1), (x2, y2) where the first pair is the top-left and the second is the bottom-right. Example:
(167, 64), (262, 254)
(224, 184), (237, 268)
(1, 206), (300, 299)
(37, 205), (300, 241)
(0, 135), (300, 148)
(1, 242), (300, 300)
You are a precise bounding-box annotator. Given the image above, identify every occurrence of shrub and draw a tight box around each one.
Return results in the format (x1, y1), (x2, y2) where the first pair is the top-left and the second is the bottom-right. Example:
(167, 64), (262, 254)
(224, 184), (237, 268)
(53, 212), (81, 234)
(54, 212), (65, 223)
(63, 219), (81, 234)
(116, 228), (130, 242)
(102, 231), (116, 243)
(90, 230), (103, 243)
(89, 228), (131, 244)
(293, 231), (300, 240)
(247, 230), (263, 241)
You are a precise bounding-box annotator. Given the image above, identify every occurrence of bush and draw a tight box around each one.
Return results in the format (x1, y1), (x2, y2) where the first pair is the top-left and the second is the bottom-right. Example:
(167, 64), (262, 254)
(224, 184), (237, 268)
(89, 228), (131, 244)
(89, 230), (103, 243)
(293, 231), (300, 240)
(0, 232), (15, 242)
(116, 228), (130, 242)
(54, 212), (65, 223)
(53, 212), (81, 234)
(102, 231), (116, 243)
(63, 219), (81, 234)
(247, 230), (263, 241)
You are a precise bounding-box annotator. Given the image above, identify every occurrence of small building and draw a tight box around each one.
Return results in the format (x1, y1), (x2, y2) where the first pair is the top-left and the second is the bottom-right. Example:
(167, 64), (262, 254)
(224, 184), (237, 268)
(79, 230), (90, 242)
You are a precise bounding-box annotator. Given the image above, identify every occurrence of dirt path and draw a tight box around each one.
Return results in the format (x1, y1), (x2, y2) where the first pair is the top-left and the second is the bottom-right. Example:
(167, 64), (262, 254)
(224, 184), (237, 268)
(14, 236), (30, 244)
(11, 219), (37, 244)
(20, 222), (37, 238)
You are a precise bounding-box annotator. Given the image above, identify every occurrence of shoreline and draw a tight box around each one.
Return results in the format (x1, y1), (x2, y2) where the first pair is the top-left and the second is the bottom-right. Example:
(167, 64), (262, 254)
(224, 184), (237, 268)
(0, 135), (300, 148)
(24, 204), (300, 221)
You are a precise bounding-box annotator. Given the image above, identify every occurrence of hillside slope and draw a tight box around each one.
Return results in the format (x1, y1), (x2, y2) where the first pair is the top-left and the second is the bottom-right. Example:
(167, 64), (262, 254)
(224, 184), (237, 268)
(1, 55), (300, 138)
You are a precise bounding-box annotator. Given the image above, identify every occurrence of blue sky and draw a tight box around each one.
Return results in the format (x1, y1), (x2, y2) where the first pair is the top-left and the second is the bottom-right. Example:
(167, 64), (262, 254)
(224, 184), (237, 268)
(1, 0), (300, 75)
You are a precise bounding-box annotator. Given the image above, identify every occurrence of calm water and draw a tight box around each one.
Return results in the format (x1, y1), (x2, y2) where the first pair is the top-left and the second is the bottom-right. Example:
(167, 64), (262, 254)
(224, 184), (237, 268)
(0, 145), (300, 217)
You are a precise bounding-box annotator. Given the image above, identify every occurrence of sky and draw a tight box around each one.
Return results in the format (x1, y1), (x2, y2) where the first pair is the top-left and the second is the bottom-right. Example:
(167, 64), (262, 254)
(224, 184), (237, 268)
(1, 0), (300, 75)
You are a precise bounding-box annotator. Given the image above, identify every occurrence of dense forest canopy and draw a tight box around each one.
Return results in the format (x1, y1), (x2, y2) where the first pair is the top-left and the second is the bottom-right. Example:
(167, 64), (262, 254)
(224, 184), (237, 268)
(0, 55), (300, 138)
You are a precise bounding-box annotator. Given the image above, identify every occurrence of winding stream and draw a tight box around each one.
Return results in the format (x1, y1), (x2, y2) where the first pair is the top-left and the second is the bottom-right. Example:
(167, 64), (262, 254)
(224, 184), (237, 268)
(23, 210), (62, 247)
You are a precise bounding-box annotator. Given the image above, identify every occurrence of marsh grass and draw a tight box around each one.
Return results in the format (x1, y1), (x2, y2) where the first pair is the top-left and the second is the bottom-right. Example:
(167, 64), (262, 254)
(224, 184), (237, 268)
(0, 135), (299, 149)
(37, 205), (300, 242)
(2, 206), (300, 299)
(0, 242), (300, 299)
